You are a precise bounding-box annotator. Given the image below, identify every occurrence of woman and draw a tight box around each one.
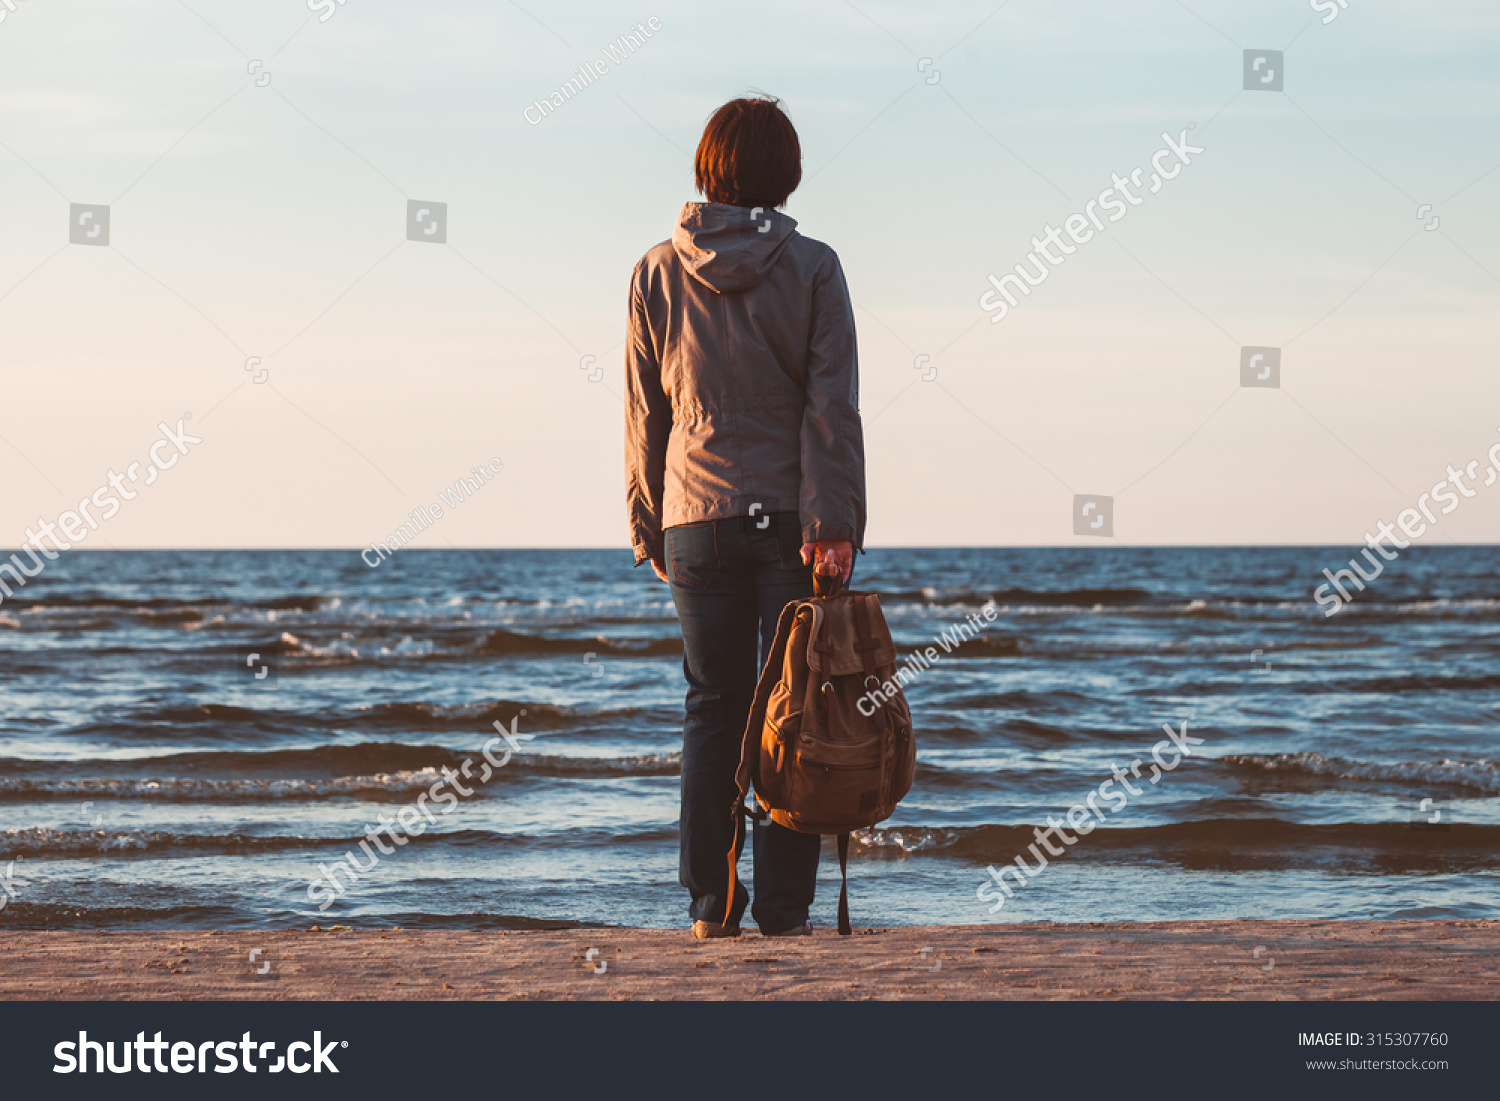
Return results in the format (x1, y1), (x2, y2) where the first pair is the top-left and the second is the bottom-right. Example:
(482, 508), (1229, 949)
(625, 96), (867, 939)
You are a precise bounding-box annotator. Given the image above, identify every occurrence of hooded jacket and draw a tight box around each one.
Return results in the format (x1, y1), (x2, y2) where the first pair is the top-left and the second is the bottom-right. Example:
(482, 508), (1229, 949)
(625, 201), (867, 566)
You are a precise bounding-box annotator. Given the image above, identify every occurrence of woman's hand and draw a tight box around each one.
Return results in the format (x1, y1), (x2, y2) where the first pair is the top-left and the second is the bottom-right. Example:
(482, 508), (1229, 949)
(650, 556), (670, 584)
(800, 539), (853, 586)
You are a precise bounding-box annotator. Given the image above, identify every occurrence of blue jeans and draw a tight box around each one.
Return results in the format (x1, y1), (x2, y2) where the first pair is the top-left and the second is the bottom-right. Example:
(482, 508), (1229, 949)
(666, 512), (823, 934)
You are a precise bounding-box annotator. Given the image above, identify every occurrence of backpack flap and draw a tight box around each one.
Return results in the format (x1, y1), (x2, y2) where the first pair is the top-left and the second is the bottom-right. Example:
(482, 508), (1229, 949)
(806, 592), (896, 677)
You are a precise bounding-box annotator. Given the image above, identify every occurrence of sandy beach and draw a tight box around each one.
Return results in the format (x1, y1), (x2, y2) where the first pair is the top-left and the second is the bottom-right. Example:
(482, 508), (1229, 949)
(2, 920), (1494, 1001)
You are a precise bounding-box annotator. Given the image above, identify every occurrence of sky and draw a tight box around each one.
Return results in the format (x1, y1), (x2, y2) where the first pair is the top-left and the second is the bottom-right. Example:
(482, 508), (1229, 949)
(1, 0), (1497, 549)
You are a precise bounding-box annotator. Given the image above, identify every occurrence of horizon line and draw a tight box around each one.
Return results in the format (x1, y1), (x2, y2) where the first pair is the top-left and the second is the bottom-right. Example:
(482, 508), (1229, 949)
(4, 543), (1499, 552)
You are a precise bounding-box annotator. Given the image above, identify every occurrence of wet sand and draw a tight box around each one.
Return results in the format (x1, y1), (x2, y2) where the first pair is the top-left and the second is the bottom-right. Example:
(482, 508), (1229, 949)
(0, 921), (1494, 1001)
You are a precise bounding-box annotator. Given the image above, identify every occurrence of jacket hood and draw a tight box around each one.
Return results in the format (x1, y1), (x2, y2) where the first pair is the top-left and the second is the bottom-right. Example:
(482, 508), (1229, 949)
(672, 201), (798, 294)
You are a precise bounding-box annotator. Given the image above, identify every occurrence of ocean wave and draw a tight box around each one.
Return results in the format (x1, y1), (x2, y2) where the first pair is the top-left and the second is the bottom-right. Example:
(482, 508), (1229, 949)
(0, 901), (599, 931)
(890, 595), (1500, 622)
(125, 699), (572, 732)
(941, 688), (1092, 711)
(1320, 673), (1500, 694)
(375, 912), (607, 931)
(0, 828), (328, 857)
(1, 822), (683, 860)
(263, 627), (687, 665)
(900, 635), (1020, 658)
(478, 628), (681, 657)
(884, 587), (1156, 607)
(0, 902), (244, 929)
(135, 607), (205, 625)
(10, 594), (326, 613)
(1327, 598), (1500, 620)
(345, 700), (576, 730)
(0, 772), (464, 802)
(1224, 752), (1500, 795)
(908, 711), (1120, 744)
(853, 818), (1500, 864)
(69, 703), (295, 735)
(56, 696), (669, 743)
(0, 744), (684, 801)
(7, 815), (1494, 865)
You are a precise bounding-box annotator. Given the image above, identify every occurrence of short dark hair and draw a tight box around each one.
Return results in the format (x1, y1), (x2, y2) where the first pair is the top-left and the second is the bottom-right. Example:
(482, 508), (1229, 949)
(694, 96), (802, 209)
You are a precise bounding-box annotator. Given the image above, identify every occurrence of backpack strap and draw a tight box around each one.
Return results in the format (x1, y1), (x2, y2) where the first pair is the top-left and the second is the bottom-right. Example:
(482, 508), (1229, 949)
(843, 599), (877, 939)
(852, 594), (882, 676)
(724, 599), (803, 928)
(730, 600), (801, 808)
(849, 595), (891, 738)
(837, 831), (852, 936)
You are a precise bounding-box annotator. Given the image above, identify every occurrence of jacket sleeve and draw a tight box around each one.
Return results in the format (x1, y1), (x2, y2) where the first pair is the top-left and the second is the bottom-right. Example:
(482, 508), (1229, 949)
(624, 265), (671, 566)
(799, 252), (867, 549)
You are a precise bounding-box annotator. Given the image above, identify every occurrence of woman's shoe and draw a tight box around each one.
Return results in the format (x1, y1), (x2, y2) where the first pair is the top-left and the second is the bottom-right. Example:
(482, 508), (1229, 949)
(692, 920), (741, 939)
(762, 921), (812, 937)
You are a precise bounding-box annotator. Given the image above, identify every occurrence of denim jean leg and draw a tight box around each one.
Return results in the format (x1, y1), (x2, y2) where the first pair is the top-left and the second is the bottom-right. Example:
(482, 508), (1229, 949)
(747, 513), (822, 934)
(667, 521), (756, 927)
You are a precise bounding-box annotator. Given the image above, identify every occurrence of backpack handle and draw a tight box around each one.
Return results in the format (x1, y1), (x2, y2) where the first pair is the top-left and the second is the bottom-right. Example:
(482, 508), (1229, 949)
(812, 570), (844, 598)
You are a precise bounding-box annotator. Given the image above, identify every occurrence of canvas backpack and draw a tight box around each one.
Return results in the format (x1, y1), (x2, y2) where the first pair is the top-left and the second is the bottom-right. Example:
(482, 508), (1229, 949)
(727, 577), (916, 935)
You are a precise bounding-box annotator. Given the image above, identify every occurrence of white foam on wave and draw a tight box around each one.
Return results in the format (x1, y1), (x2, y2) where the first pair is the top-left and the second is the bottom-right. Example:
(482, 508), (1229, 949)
(1226, 751), (1500, 795)
(0, 771), (450, 800)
